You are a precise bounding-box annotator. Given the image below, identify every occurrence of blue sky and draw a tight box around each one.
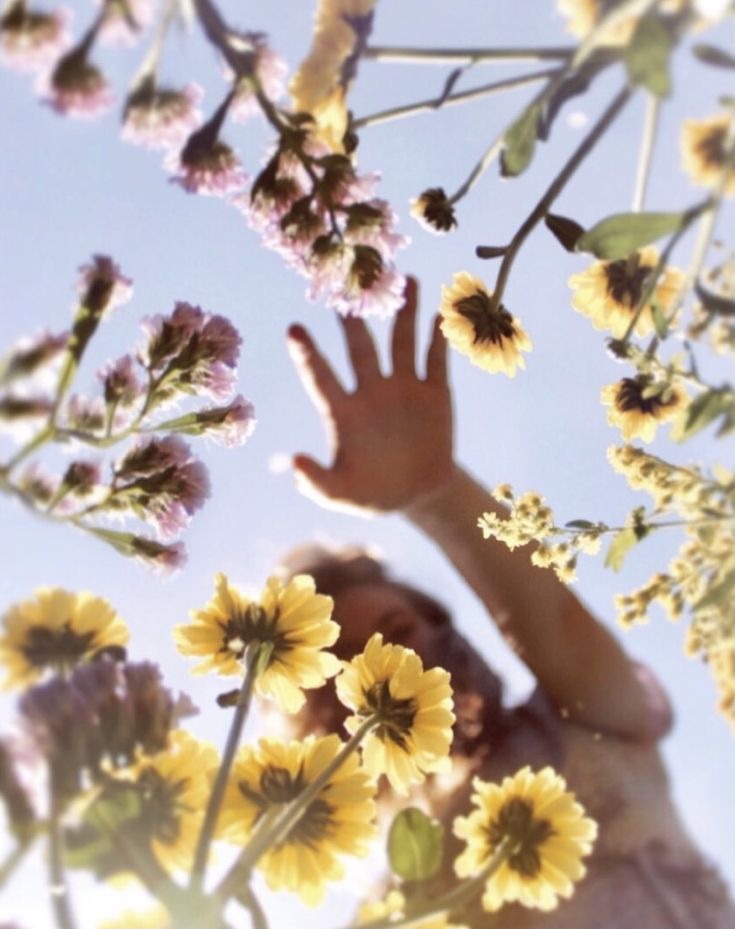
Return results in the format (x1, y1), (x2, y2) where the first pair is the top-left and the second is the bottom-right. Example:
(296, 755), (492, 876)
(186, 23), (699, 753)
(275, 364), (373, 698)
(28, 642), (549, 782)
(1, 1), (733, 925)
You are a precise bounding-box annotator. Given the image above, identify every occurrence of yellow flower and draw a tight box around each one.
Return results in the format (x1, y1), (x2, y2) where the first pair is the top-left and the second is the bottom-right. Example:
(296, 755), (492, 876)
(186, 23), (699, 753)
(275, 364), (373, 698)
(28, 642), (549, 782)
(125, 730), (219, 874)
(439, 272), (532, 376)
(218, 734), (377, 906)
(336, 633), (455, 795)
(410, 188), (457, 234)
(682, 113), (735, 196)
(454, 766), (597, 913)
(557, 0), (641, 44)
(600, 376), (688, 442)
(290, 0), (376, 150)
(569, 248), (684, 339)
(174, 573), (341, 713)
(0, 588), (129, 689)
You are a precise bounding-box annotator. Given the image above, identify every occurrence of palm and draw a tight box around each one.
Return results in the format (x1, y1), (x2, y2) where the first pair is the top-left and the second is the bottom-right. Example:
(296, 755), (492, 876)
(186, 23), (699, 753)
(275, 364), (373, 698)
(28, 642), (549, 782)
(288, 278), (454, 513)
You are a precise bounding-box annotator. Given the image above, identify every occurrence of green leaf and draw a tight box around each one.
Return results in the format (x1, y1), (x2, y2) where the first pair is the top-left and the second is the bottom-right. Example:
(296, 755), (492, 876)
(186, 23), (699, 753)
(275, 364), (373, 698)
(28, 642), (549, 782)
(625, 14), (673, 97)
(695, 282), (735, 317)
(388, 808), (444, 881)
(66, 786), (142, 870)
(475, 245), (508, 260)
(678, 388), (735, 441)
(693, 44), (735, 70)
(576, 211), (687, 260)
(604, 527), (639, 572)
(501, 103), (541, 178)
(565, 519), (596, 529)
(651, 302), (669, 339)
(693, 568), (735, 611)
(545, 214), (586, 252)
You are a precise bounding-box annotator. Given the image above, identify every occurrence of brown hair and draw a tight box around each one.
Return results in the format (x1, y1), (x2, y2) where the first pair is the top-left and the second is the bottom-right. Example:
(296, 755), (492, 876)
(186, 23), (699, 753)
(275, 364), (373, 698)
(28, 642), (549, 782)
(277, 544), (506, 761)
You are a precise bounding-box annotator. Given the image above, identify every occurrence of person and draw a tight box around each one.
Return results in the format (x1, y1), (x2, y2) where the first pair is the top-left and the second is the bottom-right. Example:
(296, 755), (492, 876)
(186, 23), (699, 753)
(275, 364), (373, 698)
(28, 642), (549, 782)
(282, 277), (735, 928)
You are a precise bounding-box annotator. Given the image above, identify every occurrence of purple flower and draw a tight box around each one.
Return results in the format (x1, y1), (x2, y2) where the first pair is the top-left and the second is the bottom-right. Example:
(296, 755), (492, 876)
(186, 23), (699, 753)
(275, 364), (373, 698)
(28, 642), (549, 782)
(97, 354), (141, 407)
(197, 395), (256, 447)
(76, 255), (133, 314)
(122, 80), (203, 152)
(40, 47), (112, 118)
(0, 3), (71, 73)
(140, 301), (204, 370)
(18, 463), (60, 505)
(0, 737), (37, 838)
(0, 329), (68, 385)
(115, 435), (191, 479)
(65, 394), (106, 433)
(166, 138), (247, 197)
(129, 536), (186, 573)
(60, 459), (101, 497)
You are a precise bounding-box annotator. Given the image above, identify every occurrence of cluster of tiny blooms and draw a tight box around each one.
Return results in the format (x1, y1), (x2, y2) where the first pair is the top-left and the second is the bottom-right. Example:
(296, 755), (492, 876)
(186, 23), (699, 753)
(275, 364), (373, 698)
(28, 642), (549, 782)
(453, 766), (597, 912)
(0, 588), (128, 689)
(568, 247), (684, 340)
(439, 272), (532, 376)
(609, 447), (735, 725)
(335, 631), (455, 795)
(600, 375), (689, 443)
(122, 79), (204, 152)
(174, 573), (341, 713)
(681, 111), (735, 197)
(410, 187), (458, 235)
(479, 485), (602, 585)
(0, 0), (71, 73)
(289, 0), (376, 151)
(217, 734), (377, 905)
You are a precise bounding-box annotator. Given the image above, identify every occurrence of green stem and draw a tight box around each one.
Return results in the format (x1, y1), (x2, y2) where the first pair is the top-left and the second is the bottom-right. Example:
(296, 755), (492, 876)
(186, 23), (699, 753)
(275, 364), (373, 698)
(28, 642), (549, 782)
(130, 0), (180, 86)
(490, 85), (633, 310)
(362, 45), (573, 64)
(352, 68), (557, 130)
(48, 799), (77, 929)
(2, 423), (53, 474)
(0, 838), (32, 887)
(216, 715), (378, 902)
(189, 643), (261, 890)
(350, 837), (513, 929)
(632, 94), (660, 212)
(561, 513), (734, 538)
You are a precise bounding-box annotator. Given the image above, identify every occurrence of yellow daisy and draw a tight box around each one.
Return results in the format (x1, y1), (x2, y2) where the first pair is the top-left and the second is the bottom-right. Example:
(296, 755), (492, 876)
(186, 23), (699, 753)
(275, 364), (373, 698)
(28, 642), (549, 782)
(569, 248), (684, 339)
(218, 734), (377, 906)
(557, 0), (639, 44)
(335, 633), (455, 795)
(453, 766), (597, 913)
(439, 272), (532, 377)
(681, 113), (735, 196)
(174, 573), (341, 713)
(125, 730), (219, 874)
(600, 376), (688, 442)
(0, 588), (129, 689)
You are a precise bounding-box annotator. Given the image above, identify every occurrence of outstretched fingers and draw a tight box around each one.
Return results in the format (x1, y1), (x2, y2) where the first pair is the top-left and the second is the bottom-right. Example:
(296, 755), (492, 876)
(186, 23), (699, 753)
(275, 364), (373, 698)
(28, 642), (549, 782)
(425, 314), (448, 385)
(339, 315), (382, 386)
(287, 323), (347, 415)
(390, 276), (418, 376)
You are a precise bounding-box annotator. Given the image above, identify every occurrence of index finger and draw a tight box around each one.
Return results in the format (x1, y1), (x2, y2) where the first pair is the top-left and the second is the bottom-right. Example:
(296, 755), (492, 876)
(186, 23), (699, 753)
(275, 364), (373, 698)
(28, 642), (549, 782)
(287, 324), (347, 415)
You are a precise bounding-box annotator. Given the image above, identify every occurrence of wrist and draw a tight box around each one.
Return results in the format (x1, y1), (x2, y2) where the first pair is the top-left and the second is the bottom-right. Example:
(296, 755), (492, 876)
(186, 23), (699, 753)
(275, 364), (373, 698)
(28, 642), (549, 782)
(402, 462), (465, 525)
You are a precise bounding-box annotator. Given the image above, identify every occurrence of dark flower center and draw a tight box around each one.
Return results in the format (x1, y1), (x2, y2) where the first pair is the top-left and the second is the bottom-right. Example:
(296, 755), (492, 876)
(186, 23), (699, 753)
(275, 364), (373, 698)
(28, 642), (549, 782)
(615, 377), (676, 414)
(239, 764), (335, 848)
(418, 188), (457, 232)
(697, 126), (727, 168)
(217, 603), (286, 661)
(363, 680), (417, 749)
(487, 797), (554, 878)
(604, 257), (652, 308)
(136, 768), (190, 845)
(454, 292), (516, 345)
(21, 622), (96, 670)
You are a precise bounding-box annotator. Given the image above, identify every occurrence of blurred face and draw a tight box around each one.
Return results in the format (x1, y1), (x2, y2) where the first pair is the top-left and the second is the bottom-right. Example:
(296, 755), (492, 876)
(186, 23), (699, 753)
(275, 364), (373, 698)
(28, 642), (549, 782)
(331, 582), (437, 660)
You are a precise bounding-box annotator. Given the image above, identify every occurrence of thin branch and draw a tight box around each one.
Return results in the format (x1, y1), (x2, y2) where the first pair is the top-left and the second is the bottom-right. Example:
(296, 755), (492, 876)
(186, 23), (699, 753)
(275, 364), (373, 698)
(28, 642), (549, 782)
(48, 799), (77, 929)
(189, 643), (261, 890)
(491, 85), (633, 309)
(362, 44), (573, 64)
(632, 94), (660, 212)
(352, 68), (557, 130)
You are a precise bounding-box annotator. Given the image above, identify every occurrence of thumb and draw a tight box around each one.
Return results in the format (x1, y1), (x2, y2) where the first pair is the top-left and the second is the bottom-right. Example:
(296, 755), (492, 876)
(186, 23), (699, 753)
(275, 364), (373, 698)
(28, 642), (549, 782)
(292, 454), (341, 503)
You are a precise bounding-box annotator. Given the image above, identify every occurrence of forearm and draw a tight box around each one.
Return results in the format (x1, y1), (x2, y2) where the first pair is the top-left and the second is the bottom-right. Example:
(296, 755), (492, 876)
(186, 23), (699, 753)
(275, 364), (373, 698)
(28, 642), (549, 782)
(404, 465), (672, 740)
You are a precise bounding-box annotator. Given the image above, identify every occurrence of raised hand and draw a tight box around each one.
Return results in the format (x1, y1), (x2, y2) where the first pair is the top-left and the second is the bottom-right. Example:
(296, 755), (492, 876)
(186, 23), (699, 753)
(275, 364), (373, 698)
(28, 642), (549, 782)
(287, 278), (454, 513)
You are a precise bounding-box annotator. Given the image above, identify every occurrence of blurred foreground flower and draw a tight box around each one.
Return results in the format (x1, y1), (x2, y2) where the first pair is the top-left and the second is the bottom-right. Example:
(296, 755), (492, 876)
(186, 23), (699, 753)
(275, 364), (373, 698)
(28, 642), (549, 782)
(174, 573), (341, 712)
(600, 376), (689, 442)
(682, 112), (735, 196)
(336, 632), (454, 794)
(454, 766), (597, 912)
(0, 588), (128, 689)
(439, 272), (532, 376)
(0, 0), (70, 72)
(218, 734), (377, 904)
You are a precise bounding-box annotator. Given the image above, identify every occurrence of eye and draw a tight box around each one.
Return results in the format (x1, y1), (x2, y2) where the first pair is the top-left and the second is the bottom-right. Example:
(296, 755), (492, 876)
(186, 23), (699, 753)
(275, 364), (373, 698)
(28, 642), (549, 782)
(379, 610), (416, 646)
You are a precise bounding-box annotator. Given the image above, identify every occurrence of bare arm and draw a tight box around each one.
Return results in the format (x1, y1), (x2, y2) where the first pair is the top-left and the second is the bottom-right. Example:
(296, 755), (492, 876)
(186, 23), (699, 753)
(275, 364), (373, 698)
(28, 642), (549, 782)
(288, 279), (672, 741)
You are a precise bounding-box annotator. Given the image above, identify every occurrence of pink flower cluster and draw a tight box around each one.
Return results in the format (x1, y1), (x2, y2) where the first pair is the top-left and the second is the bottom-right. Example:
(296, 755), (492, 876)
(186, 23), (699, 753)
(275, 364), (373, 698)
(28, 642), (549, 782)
(97, 0), (153, 47)
(237, 139), (408, 318)
(122, 80), (203, 152)
(0, 2), (70, 73)
(227, 33), (287, 123)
